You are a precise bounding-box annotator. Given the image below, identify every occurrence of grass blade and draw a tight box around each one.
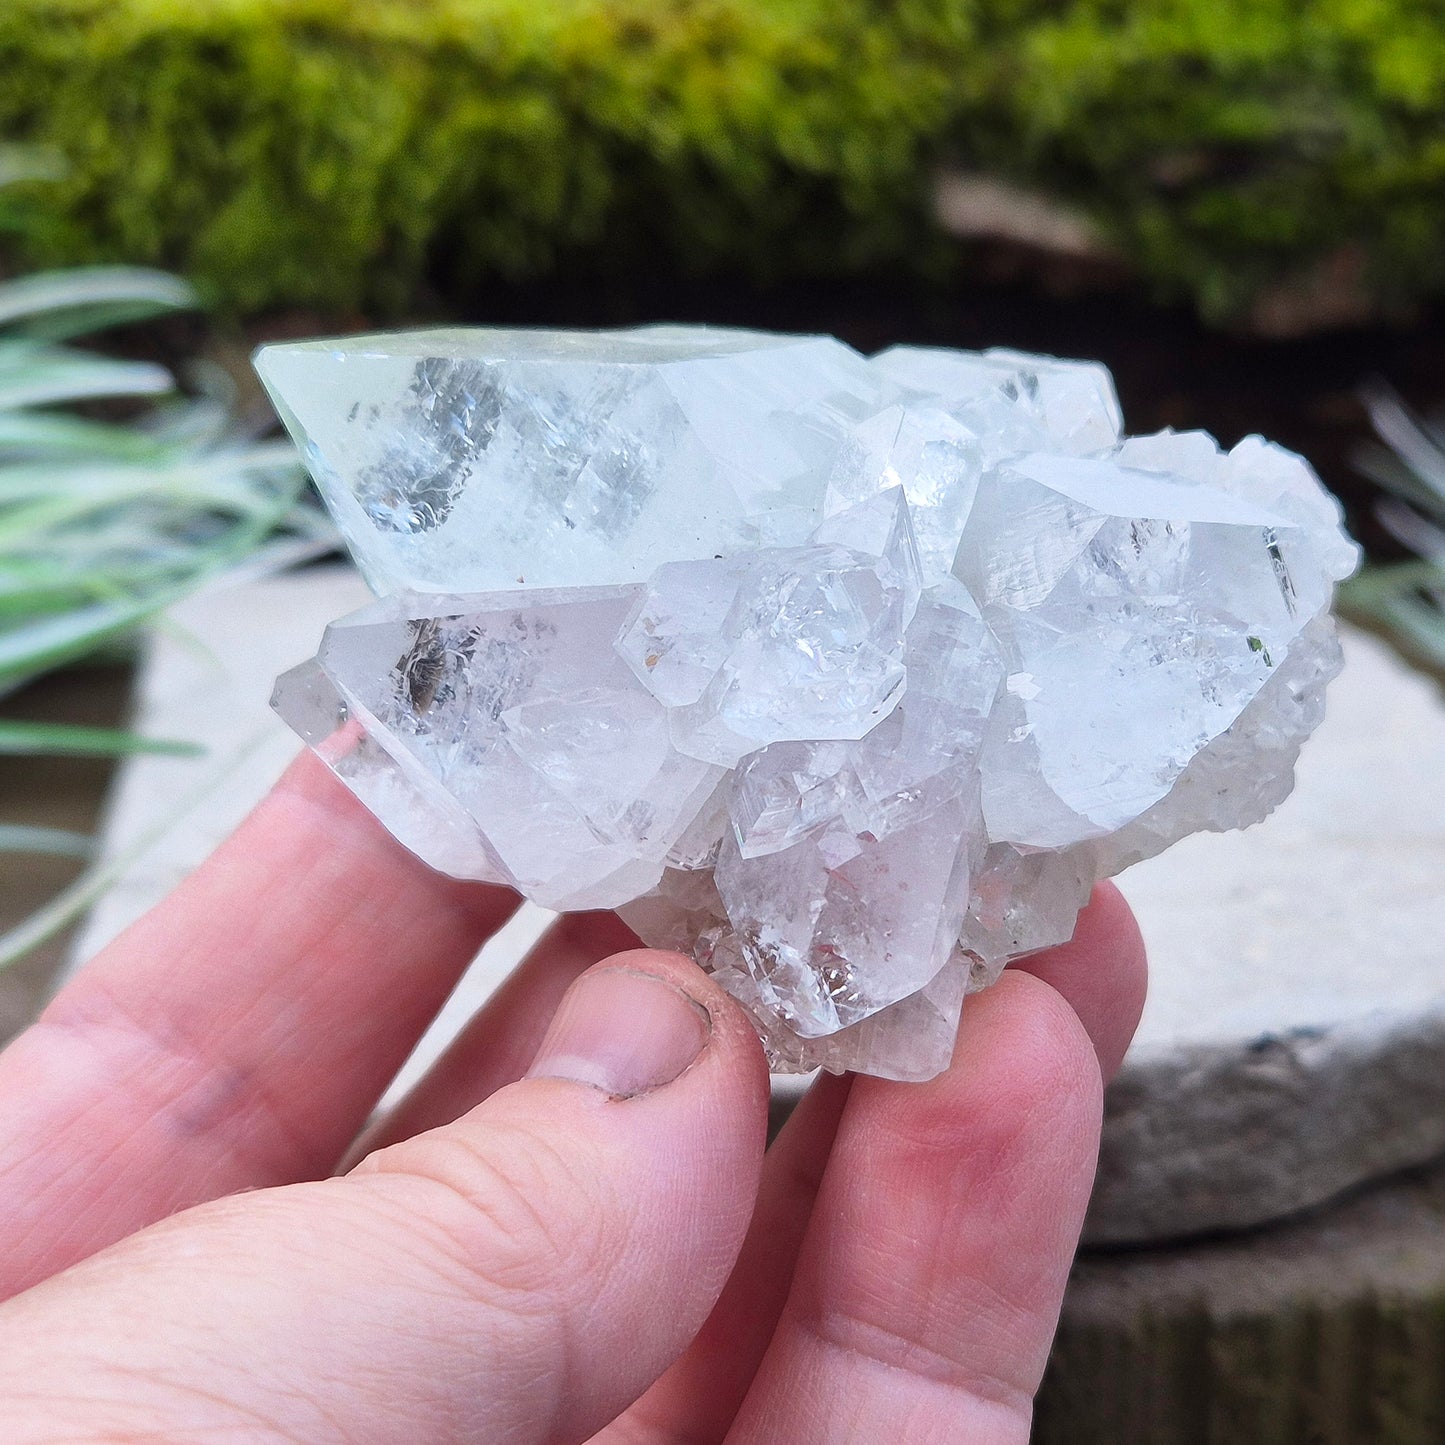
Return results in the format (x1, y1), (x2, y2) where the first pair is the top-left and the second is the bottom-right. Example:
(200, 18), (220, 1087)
(0, 826), (95, 859)
(1340, 561), (1445, 676)
(0, 721), (201, 758)
(0, 408), (202, 462)
(0, 345), (174, 410)
(0, 267), (196, 340)
(0, 592), (177, 695)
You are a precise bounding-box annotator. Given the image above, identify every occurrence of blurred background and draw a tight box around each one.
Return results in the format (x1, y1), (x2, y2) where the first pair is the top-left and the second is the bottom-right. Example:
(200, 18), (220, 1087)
(2, 3), (1444, 1439)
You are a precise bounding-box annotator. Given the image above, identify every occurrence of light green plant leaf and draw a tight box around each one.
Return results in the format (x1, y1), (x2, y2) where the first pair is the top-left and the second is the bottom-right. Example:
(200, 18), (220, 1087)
(0, 267), (196, 340)
(0, 407), (205, 461)
(0, 161), (319, 965)
(0, 720), (200, 758)
(1353, 388), (1445, 678)
(0, 344), (175, 410)
(1340, 561), (1445, 676)
(0, 592), (178, 695)
(0, 825), (95, 859)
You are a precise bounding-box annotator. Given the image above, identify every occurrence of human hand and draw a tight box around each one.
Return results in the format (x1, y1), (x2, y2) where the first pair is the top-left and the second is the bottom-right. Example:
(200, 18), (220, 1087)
(0, 752), (1146, 1443)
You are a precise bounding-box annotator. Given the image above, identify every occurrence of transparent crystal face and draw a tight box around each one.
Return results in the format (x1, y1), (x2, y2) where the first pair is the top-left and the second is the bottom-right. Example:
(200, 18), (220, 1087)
(953, 453), (1316, 844)
(616, 492), (924, 768)
(282, 585), (725, 911)
(256, 326), (885, 595)
(267, 325), (1359, 1082)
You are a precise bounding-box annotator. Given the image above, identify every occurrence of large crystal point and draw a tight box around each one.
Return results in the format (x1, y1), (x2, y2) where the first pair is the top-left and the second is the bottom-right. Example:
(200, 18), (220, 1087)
(256, 326), (882, 595)
(875, 345), (1124, 461)
(266, 325), (1358, 1082)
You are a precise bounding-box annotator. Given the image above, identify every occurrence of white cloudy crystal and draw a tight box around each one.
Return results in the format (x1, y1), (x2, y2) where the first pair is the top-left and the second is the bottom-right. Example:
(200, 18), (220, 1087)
(266, 325), (1358, 1082)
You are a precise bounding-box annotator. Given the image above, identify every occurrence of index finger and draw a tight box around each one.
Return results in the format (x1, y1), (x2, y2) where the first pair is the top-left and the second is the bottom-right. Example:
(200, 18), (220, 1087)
(0, 751), (516, 1299)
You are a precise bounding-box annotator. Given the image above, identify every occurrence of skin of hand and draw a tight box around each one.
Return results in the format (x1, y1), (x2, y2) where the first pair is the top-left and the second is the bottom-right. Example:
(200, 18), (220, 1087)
(0, 752), (1146, 1444)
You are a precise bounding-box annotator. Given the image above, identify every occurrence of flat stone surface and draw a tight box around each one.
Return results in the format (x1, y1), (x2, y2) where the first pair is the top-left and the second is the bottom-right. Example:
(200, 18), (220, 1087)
(69, 570), (1445, 1238)
(1039, 1155), (1445, 1444)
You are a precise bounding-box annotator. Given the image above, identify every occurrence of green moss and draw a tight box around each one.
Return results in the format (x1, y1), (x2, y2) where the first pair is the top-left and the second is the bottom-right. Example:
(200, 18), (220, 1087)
(963, 0), (1445, 319)
(2, 0), (1443, 323)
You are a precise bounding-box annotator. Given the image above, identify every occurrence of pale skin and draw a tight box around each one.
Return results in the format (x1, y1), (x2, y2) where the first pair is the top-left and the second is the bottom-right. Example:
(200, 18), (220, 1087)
(0, 753), (1146, 1443)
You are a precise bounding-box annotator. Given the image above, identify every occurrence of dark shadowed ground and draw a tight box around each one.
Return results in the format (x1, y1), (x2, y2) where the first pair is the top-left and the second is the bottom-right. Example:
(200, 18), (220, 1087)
(0, 667), (128, 1040)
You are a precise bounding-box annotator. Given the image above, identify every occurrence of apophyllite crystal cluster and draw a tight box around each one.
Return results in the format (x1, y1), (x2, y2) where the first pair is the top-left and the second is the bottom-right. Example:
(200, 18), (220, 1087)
(258, 326), (1357, 1082)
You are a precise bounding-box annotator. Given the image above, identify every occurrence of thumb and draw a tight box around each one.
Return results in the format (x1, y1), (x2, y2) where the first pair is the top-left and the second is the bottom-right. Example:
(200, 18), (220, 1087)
(0, 951), (770, 1445)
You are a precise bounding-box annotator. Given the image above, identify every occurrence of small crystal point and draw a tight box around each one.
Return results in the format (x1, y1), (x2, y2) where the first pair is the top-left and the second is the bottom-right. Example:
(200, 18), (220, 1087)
(620, 489), (923, 768)
(268, 325), (1356, 1081)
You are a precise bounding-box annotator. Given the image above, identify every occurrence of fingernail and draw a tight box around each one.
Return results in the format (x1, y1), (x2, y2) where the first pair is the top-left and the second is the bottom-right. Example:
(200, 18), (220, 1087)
(527, 968), (711, 1097)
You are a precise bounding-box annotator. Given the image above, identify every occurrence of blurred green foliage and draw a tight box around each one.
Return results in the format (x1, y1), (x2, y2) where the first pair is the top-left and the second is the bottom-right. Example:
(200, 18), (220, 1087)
(0, 250), (326, 964)
(0, 261), (316, 701)
(1, 0), (1443, 324)
(1342, 388), (1445, 676)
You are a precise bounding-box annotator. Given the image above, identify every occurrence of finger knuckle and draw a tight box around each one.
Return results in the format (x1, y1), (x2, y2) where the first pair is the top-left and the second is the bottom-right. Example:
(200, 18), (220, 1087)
(873, 978), (1103, 1182)
(363, 1126), (619, 1311)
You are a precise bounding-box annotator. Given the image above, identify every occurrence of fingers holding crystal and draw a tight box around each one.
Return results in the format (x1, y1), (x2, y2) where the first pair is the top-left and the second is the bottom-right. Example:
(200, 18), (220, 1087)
(0, 952), (770, 1445)
(1007, 880), (1148, 1083)
(725, 971), (1106, 1445)
(0, 753), (518, 1300)
(602, 886), (1144, 1445)
(355, 909), (644, 1155)
(600, 1072), (855, 1445)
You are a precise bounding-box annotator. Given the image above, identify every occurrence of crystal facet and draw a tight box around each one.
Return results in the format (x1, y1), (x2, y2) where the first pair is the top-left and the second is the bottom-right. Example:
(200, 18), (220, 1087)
(263, 325), (1358, 1082)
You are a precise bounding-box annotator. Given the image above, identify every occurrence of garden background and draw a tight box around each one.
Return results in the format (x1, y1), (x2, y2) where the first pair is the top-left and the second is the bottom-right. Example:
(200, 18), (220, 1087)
(3, 4), (1445, 1439)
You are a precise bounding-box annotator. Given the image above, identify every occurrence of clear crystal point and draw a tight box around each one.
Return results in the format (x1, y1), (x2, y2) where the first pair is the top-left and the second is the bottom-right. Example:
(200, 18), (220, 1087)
(268, 325), (1356, 1081)
(255, 326), (883, 595)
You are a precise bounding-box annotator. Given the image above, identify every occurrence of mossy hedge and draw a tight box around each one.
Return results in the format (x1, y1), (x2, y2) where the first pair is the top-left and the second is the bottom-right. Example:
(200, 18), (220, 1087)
(2, 0), (1444, 325)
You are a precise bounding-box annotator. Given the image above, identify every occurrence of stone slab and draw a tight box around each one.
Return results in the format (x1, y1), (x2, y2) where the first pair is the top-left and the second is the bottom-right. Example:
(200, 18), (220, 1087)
(67, 570), (1445, 1239)
(1038, 1156), (1445, 1443)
